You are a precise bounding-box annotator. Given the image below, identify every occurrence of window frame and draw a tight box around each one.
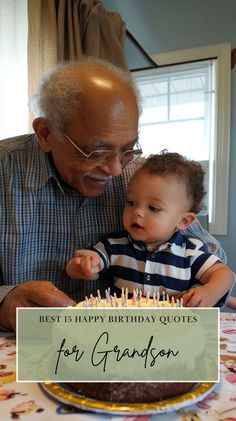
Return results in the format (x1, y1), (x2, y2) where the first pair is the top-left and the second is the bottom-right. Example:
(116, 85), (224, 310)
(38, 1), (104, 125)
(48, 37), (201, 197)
(134, 43), (231, 235)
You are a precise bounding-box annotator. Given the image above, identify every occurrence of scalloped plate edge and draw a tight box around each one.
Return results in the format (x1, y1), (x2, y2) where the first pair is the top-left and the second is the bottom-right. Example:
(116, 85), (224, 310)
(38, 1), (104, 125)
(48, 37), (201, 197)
(40, 382), (216, 415)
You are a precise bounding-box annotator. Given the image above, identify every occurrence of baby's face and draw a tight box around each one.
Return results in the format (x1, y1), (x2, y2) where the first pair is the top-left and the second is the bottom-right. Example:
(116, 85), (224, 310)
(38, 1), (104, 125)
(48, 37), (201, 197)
(123, 170), (193, 245)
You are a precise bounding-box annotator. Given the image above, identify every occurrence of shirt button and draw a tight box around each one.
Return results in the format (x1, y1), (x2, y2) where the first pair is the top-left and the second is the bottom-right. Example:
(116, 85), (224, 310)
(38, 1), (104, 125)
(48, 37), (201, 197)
(146, 274), (151, 281)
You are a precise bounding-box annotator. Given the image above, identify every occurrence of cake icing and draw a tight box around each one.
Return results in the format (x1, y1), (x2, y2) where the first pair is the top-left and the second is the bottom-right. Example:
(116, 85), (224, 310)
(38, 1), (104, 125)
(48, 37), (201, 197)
(76, 288), (183, 308)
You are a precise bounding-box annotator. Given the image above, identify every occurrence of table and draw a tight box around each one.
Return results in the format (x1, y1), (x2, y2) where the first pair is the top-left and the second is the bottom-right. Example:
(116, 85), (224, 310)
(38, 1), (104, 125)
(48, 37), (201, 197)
(0, 313), (236, 420)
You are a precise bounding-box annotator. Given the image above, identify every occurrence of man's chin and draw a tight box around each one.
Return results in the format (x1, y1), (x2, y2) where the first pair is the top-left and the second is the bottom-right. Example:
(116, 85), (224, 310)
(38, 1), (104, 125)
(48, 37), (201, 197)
(79, 182), (108, 197)
(83, 175), (111, 196)
(86, 187), (107, 196)
(69, 174), (111, 196)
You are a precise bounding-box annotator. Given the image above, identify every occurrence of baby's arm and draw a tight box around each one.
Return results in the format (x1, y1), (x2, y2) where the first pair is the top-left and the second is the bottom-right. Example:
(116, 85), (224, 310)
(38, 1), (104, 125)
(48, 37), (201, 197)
(182, 263), (234, 307)
(66, 250), (103, 280)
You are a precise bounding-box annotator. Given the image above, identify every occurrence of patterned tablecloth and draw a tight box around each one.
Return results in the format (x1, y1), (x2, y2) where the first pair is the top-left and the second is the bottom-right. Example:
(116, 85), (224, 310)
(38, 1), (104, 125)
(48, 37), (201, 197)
(0, 313), (235, 421)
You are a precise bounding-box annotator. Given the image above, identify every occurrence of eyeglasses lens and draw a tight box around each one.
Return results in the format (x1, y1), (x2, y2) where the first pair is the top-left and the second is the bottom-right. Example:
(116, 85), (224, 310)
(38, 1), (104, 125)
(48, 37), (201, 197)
(87, 149), (142, 166)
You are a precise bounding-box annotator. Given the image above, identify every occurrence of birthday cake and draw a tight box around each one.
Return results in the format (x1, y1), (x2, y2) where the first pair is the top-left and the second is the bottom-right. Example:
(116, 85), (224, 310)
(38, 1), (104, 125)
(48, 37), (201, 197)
(67, 289), (198, 403)
(68, 380), (196, 403)
(75, 288), (183, 308)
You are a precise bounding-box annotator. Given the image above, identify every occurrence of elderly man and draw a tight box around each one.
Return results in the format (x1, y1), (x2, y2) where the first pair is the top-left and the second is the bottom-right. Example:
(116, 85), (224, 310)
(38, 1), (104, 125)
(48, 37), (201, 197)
(0, 58), (226, 330)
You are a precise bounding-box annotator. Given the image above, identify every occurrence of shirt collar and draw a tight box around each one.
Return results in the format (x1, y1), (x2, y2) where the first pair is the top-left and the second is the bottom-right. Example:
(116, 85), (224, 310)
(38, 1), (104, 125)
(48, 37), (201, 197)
(24, 136), (58, 190)
(129, 231), (187, 255)
(24, 136), (81, 196)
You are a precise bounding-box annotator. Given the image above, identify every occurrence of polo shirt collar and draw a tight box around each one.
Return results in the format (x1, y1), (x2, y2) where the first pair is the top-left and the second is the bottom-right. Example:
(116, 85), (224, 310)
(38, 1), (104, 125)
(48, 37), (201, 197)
(129, 231), (187, 256)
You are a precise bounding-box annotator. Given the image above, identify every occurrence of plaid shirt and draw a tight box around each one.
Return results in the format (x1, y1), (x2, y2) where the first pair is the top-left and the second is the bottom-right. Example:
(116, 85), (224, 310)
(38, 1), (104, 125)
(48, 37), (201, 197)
(0, 134), (228, 304)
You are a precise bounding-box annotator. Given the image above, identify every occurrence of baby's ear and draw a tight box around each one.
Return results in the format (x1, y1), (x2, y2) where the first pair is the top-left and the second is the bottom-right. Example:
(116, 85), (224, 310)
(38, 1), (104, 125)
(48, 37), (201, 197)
(177, 212), (196, 230)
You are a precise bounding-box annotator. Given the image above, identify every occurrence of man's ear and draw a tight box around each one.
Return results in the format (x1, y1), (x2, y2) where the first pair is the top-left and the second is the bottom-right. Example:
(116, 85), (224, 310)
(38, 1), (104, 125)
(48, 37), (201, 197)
(177, 212), (197, 230)
(32, 118), (52, 153)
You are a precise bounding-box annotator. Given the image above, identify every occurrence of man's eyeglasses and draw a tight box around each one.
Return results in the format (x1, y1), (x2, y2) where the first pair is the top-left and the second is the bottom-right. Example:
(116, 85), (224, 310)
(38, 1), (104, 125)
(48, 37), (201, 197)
(62, 131), (143, 167)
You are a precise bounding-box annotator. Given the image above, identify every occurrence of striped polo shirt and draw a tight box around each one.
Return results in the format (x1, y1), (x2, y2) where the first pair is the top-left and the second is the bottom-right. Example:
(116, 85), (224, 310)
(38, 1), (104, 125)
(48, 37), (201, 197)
(93, 230), (220, 297)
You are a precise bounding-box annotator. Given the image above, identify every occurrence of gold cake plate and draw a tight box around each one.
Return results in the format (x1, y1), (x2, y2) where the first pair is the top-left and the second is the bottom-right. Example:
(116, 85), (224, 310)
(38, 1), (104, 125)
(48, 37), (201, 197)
(40, 382), (216, 415)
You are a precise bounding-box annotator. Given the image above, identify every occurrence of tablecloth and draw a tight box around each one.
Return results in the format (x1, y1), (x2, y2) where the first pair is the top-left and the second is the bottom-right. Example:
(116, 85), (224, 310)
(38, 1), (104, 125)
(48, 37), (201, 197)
(0, 313), (235, 420)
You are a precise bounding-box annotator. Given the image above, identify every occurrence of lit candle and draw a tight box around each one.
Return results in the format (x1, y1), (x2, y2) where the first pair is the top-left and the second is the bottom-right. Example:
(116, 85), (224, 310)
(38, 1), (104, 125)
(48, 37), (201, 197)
(121, 293), (125, 306)
(84, 296), (89, 308)
(114, 294), (119, 307)
(114, 292), (118, 307)
(105, 289), (110, 303)
(90, 294), (94, 307)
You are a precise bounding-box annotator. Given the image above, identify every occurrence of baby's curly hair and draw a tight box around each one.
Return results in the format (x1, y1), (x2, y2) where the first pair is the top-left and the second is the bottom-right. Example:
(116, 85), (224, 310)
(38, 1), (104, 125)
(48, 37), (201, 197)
(140, 150), (206, 213)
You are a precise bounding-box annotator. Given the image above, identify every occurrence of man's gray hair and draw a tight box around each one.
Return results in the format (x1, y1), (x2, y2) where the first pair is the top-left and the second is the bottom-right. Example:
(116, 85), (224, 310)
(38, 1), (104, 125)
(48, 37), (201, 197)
(30, 57), (141, 131)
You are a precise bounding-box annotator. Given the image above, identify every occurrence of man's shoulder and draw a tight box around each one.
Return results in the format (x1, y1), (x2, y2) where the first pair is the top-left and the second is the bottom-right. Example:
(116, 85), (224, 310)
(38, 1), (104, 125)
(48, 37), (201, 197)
(0, 133), (35, 157)
(0, 133), (51, 191)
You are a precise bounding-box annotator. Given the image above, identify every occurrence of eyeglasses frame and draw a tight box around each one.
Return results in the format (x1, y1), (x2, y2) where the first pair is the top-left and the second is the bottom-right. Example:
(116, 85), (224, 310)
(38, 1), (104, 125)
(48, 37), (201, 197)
(61, 130), (143, 166)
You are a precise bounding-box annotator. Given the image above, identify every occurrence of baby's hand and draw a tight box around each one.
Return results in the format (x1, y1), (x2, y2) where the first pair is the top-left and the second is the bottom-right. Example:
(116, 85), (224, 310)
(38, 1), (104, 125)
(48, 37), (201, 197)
(182, 286), (216, 307)
(75, 250), (103, 275)
(66, 250), (103, 280)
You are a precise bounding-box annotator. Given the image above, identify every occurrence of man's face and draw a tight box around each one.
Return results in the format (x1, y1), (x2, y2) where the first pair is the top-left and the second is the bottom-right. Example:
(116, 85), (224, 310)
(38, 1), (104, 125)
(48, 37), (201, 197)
(48, 108), (138, 196)
(38, 69), (139, 196)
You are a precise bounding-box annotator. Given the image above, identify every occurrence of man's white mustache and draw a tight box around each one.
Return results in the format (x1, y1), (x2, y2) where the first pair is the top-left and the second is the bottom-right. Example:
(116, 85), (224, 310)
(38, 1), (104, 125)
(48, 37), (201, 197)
(84, 172), (112, 182)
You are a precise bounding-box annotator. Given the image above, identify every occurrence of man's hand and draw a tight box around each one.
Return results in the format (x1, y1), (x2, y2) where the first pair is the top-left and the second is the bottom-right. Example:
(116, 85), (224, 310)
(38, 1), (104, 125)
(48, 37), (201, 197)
(0, 281), (76, 331)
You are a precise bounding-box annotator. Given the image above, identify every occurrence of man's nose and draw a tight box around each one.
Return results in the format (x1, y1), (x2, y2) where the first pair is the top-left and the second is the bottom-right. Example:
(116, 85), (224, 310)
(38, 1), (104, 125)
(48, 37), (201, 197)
(100, 156), (123, 176)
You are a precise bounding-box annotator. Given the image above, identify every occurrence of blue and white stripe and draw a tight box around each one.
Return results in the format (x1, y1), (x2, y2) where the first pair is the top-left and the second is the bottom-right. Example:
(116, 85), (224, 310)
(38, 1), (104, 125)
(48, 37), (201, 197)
(93, 230), (220, 297)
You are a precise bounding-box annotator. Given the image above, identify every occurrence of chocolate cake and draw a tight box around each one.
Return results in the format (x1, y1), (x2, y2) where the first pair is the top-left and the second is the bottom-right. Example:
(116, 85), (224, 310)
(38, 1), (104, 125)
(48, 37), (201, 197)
(68, 381), (196, 403)
(67, 289), (197, 403)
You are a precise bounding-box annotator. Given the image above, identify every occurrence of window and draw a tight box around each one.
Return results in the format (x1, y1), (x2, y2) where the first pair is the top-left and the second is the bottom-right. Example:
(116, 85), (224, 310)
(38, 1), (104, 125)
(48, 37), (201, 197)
(134, 43), (231, 235)
(0, 0), (28, 140)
